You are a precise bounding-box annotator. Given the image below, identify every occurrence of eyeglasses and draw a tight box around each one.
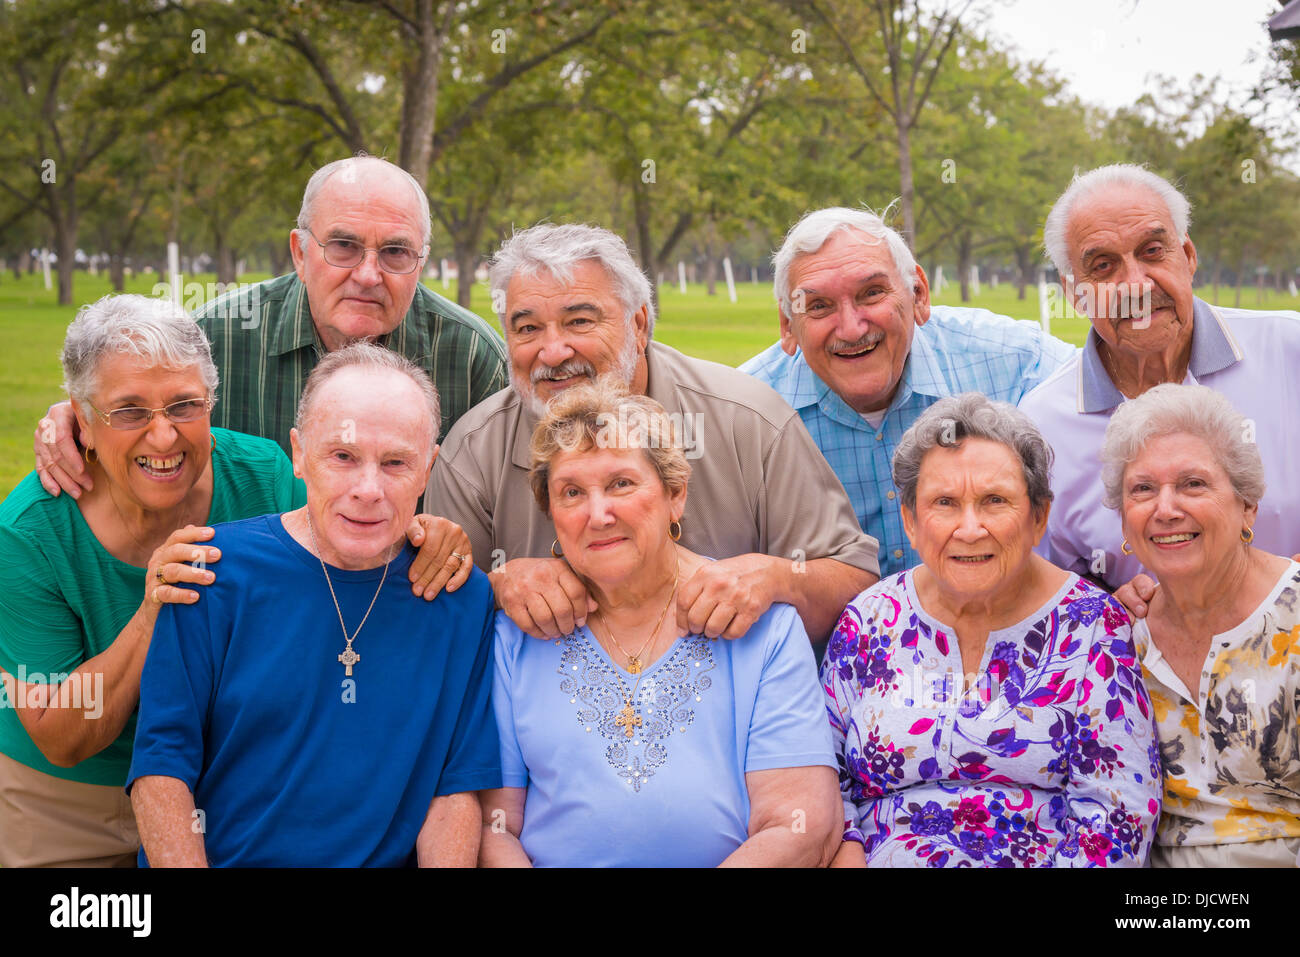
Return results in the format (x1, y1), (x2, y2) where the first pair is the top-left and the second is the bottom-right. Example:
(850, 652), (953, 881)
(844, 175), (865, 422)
(303, 228), (427, 275)
(87, 397), (214, 431)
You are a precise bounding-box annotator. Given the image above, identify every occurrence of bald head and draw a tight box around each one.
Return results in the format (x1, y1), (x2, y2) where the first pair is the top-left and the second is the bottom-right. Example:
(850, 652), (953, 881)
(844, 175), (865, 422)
(297, 156), (431, 248)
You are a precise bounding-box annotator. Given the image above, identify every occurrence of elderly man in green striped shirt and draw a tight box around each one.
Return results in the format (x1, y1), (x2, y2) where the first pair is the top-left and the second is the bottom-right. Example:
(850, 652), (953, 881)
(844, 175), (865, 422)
(34, 155), (507, 493)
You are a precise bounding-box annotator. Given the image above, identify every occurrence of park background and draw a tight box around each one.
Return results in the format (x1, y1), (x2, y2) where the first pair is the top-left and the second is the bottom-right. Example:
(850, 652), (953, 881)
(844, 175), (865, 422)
(3, 0), (1299, 497)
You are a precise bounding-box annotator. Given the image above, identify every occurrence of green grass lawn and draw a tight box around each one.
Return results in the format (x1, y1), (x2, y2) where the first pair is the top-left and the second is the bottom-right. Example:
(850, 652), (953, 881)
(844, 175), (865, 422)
(3, 268), (1298, 498)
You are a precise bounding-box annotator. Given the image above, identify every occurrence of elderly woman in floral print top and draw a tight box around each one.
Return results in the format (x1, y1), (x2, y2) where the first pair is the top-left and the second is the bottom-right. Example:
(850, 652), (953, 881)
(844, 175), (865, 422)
(1102, 384), (1300, 867)
(822, 392), (1161, 867)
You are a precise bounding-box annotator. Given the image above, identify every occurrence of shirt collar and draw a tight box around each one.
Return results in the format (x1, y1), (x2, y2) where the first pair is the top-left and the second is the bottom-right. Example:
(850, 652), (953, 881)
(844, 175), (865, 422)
(270, 275), (322, 357)
(1076, 297), (1245, 413)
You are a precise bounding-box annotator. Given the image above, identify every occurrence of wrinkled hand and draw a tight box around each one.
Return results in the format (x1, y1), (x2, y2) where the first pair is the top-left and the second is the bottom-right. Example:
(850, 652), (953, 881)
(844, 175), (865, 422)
(490, 557), (595, 639)
(676, 554), (775, 640)
(34, 400), (91, 498)
(406, 514), (473, 600)
(145, 525), (220, 614)
(1114, 572), (1157, 620)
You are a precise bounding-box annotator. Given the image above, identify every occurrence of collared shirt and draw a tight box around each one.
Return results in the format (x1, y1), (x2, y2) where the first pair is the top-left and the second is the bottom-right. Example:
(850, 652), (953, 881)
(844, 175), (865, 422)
(1019, 299), (1300, 587)
(742, 307), (1077, 577)
(424, 341), (880, 575)
(195, 273), (508, 452)
(1133, 561), (1300, 850)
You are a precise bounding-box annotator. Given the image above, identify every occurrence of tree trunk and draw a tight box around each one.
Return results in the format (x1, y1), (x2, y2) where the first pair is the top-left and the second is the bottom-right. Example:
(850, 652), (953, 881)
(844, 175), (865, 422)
(216, 243), (237, 286)
(897, 121), (916, 251)
(1234, 258), (1245, 308)
(957, 232), (972, 303)
(455, 244), (477, 310)
(268, 238), (289, 277)
(1212, 261), (1221, 302)
(398, 0), (446, 190)
(53, 206), (78, 306)
(1015, 245), (1033, 301)
(109, 253), (125, 291)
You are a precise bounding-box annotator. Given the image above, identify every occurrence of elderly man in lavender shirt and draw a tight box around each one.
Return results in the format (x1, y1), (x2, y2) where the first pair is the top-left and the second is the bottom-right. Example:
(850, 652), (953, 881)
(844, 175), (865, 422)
(1019, 164), (1300, 607)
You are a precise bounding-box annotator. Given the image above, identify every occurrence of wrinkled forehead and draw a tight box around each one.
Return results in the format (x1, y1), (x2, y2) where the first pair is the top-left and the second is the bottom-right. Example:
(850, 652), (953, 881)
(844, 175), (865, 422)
(303, 368), (433, 443)
(793, 228), (905, 284)
(311, 170), (424, 237)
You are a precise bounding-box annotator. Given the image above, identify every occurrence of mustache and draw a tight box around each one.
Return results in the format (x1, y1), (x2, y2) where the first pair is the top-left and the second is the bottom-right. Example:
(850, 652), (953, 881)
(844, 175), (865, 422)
(827, 330), (885, 354)
(531, 358), (597, 384)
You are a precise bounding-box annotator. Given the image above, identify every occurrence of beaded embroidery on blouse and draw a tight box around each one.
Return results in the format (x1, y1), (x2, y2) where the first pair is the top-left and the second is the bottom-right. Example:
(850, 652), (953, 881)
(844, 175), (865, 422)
(558, 630), (717, 792)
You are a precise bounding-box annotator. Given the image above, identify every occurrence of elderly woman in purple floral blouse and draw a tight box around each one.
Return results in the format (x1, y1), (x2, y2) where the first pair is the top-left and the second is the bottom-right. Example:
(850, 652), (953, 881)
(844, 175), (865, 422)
(822, 393), (1161, 867)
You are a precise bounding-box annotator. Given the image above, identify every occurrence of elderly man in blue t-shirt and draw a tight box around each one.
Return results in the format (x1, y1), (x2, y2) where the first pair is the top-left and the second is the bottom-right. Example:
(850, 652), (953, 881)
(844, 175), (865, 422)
(127, 342), (500, 867)
(742, 207), (1077, 578)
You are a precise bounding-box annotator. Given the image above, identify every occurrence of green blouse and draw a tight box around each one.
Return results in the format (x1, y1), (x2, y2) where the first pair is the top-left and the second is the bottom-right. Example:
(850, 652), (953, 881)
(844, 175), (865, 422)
(0, 427), (305, 786)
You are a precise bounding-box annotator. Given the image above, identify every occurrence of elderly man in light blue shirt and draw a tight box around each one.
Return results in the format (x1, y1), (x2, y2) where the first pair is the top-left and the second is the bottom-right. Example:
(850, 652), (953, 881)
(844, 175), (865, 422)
(1019, 164), (1300, 599)
(742, 207), (1076, 578)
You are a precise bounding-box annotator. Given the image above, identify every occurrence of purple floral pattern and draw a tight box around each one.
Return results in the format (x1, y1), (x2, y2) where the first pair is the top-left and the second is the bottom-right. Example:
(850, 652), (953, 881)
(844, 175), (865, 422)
(822, 570), (1161, 867)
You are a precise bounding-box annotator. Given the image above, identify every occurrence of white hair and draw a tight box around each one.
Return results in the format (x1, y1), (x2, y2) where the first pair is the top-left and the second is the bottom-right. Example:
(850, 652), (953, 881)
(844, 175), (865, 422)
(772, 206), (918, 316)
(1043, 164), (1192, 276)
(296, 155), (432, 247)
(488, 222), (656, 337)
(1099, 383), (1265, 511)
(62, 294), (219, 411)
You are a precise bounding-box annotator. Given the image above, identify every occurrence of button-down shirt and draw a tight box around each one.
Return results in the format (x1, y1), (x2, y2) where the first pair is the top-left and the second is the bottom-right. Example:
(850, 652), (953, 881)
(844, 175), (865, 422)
(1019, 299), (1300, 587)
(425, 341), (880, 576)
(742, 307), (1076, 578)
(195, 273), (508, 452)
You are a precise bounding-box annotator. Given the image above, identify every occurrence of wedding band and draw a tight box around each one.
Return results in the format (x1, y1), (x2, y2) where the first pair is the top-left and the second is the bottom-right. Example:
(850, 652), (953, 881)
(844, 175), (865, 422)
(156, 567), (167, 585)
(450, 551), (468, 564)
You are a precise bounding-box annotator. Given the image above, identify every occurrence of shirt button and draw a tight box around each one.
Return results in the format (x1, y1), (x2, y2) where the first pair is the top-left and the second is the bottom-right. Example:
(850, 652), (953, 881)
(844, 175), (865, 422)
(875, 433), (884, 441)
(894, 549), (903, 559)
(887, 490), (896, 500)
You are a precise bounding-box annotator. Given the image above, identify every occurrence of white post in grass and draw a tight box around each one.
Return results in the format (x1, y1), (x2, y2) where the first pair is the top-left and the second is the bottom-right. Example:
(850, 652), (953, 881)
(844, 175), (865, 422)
(167, 242), (182, 306)
(678, 261), (687, 294)
(750, 266), (758, 285)
(1038, 271), (1051, 335)
(1289, 277), (1298, 297)
(41, 249), (52, 290)
(933, 265), (944, 293)
(440, 259), (450, 290)
(970, 265), (980, 297)
(722, 257), (737, 303)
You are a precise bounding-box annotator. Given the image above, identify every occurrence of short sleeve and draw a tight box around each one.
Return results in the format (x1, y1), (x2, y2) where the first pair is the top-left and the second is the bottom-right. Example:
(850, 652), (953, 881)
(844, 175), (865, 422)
(424, 450), (495, 572)
(758, 416), (881, 576)
(743, 604), (837, 773)
(491, 613), (530, 789)
(126, 597), (217, 794)
(434, 581), (503, 796)
(0, 522), (87, 680)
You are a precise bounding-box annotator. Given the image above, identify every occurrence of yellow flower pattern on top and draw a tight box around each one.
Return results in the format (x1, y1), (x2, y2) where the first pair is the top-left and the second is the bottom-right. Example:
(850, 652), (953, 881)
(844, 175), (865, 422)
(1135, 563), (1300, 849)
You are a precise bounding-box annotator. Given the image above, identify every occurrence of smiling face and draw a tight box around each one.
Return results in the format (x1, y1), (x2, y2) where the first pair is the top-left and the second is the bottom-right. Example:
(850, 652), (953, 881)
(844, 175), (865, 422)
(290, 367), (436, 570)
(901, 438), (1048, 602)
(505, 260), (648, 417)
(74, 352), (214, 513)
(546, 445), (685, 590)
(1120, 432), (1254, 585)
(1064, 184), (1198, 361)
(779, 229), (930, 415)
(289, 167), (427, 353)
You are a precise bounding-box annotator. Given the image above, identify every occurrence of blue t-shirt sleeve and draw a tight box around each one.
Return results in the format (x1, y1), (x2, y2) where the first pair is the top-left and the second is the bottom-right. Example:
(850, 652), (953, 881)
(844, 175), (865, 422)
(491, 613), (530, 789)
(126, 598), (216, 794)
(743, 605), (837, 773)
(434, 578), (504, 796)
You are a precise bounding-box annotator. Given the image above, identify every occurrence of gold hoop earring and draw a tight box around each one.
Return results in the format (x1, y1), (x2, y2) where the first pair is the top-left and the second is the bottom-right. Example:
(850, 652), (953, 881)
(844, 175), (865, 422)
(1120, 539), (1134, 555)
(551, 539), (564, 558)
(1241, 527), (1255, 544)
(83, 446), (98, 466)
(211, 432), (217, 451)
(669, 520), (682, 542)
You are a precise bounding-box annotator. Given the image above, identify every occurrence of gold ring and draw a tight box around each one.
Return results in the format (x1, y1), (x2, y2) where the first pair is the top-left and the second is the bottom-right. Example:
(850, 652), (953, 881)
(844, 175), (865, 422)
(450, 551), (468, 564)
(156, 567), (167, 585)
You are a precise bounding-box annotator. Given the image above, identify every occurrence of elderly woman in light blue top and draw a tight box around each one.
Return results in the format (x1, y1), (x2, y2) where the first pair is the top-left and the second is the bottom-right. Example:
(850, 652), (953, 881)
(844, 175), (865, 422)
(479, 377), (840, 867)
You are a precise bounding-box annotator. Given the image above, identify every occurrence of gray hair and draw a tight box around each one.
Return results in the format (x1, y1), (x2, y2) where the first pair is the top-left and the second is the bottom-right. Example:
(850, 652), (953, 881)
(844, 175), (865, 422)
(62, 294), (219, 412)
(1100, 383), (1265, 510)
(773, 205), (918, 316)
(296, 155), (432, 247)
(892, 392), (1055, 516)
(1043, 164), (1192, 276)
(488, 223), (656, 337)
(295, 341), (440, 462)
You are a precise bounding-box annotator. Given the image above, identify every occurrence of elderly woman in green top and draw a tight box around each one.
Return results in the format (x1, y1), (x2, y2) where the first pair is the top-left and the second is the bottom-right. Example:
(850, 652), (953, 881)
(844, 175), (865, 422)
(0, 294), (469, 867)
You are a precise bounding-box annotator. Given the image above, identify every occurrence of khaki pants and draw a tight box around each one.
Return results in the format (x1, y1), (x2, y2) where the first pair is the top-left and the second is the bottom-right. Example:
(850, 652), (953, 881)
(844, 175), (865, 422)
(1151, 835), (1300, 868)
(0, 750), (138, 867)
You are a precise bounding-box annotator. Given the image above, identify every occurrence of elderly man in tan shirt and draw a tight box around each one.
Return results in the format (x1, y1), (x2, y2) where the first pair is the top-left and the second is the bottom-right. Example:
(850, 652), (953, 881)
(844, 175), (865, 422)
(425, 223), (879, 643)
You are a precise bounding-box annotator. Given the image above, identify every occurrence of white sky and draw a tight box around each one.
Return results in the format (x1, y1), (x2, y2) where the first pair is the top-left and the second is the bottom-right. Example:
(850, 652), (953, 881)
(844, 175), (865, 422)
(983, 0), (1285, 110)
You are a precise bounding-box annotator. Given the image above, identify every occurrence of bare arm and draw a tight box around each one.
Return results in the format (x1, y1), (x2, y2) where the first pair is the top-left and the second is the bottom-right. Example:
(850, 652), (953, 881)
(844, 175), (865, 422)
(719, 765), (841, 868)
(477, 787), (532, 867)
(416, 791), (482, 867)
(33, 400), (91, 498)
(131, 775), (208, 867)
(677, 554), (876, 643)
(9, 526), (219, 767)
